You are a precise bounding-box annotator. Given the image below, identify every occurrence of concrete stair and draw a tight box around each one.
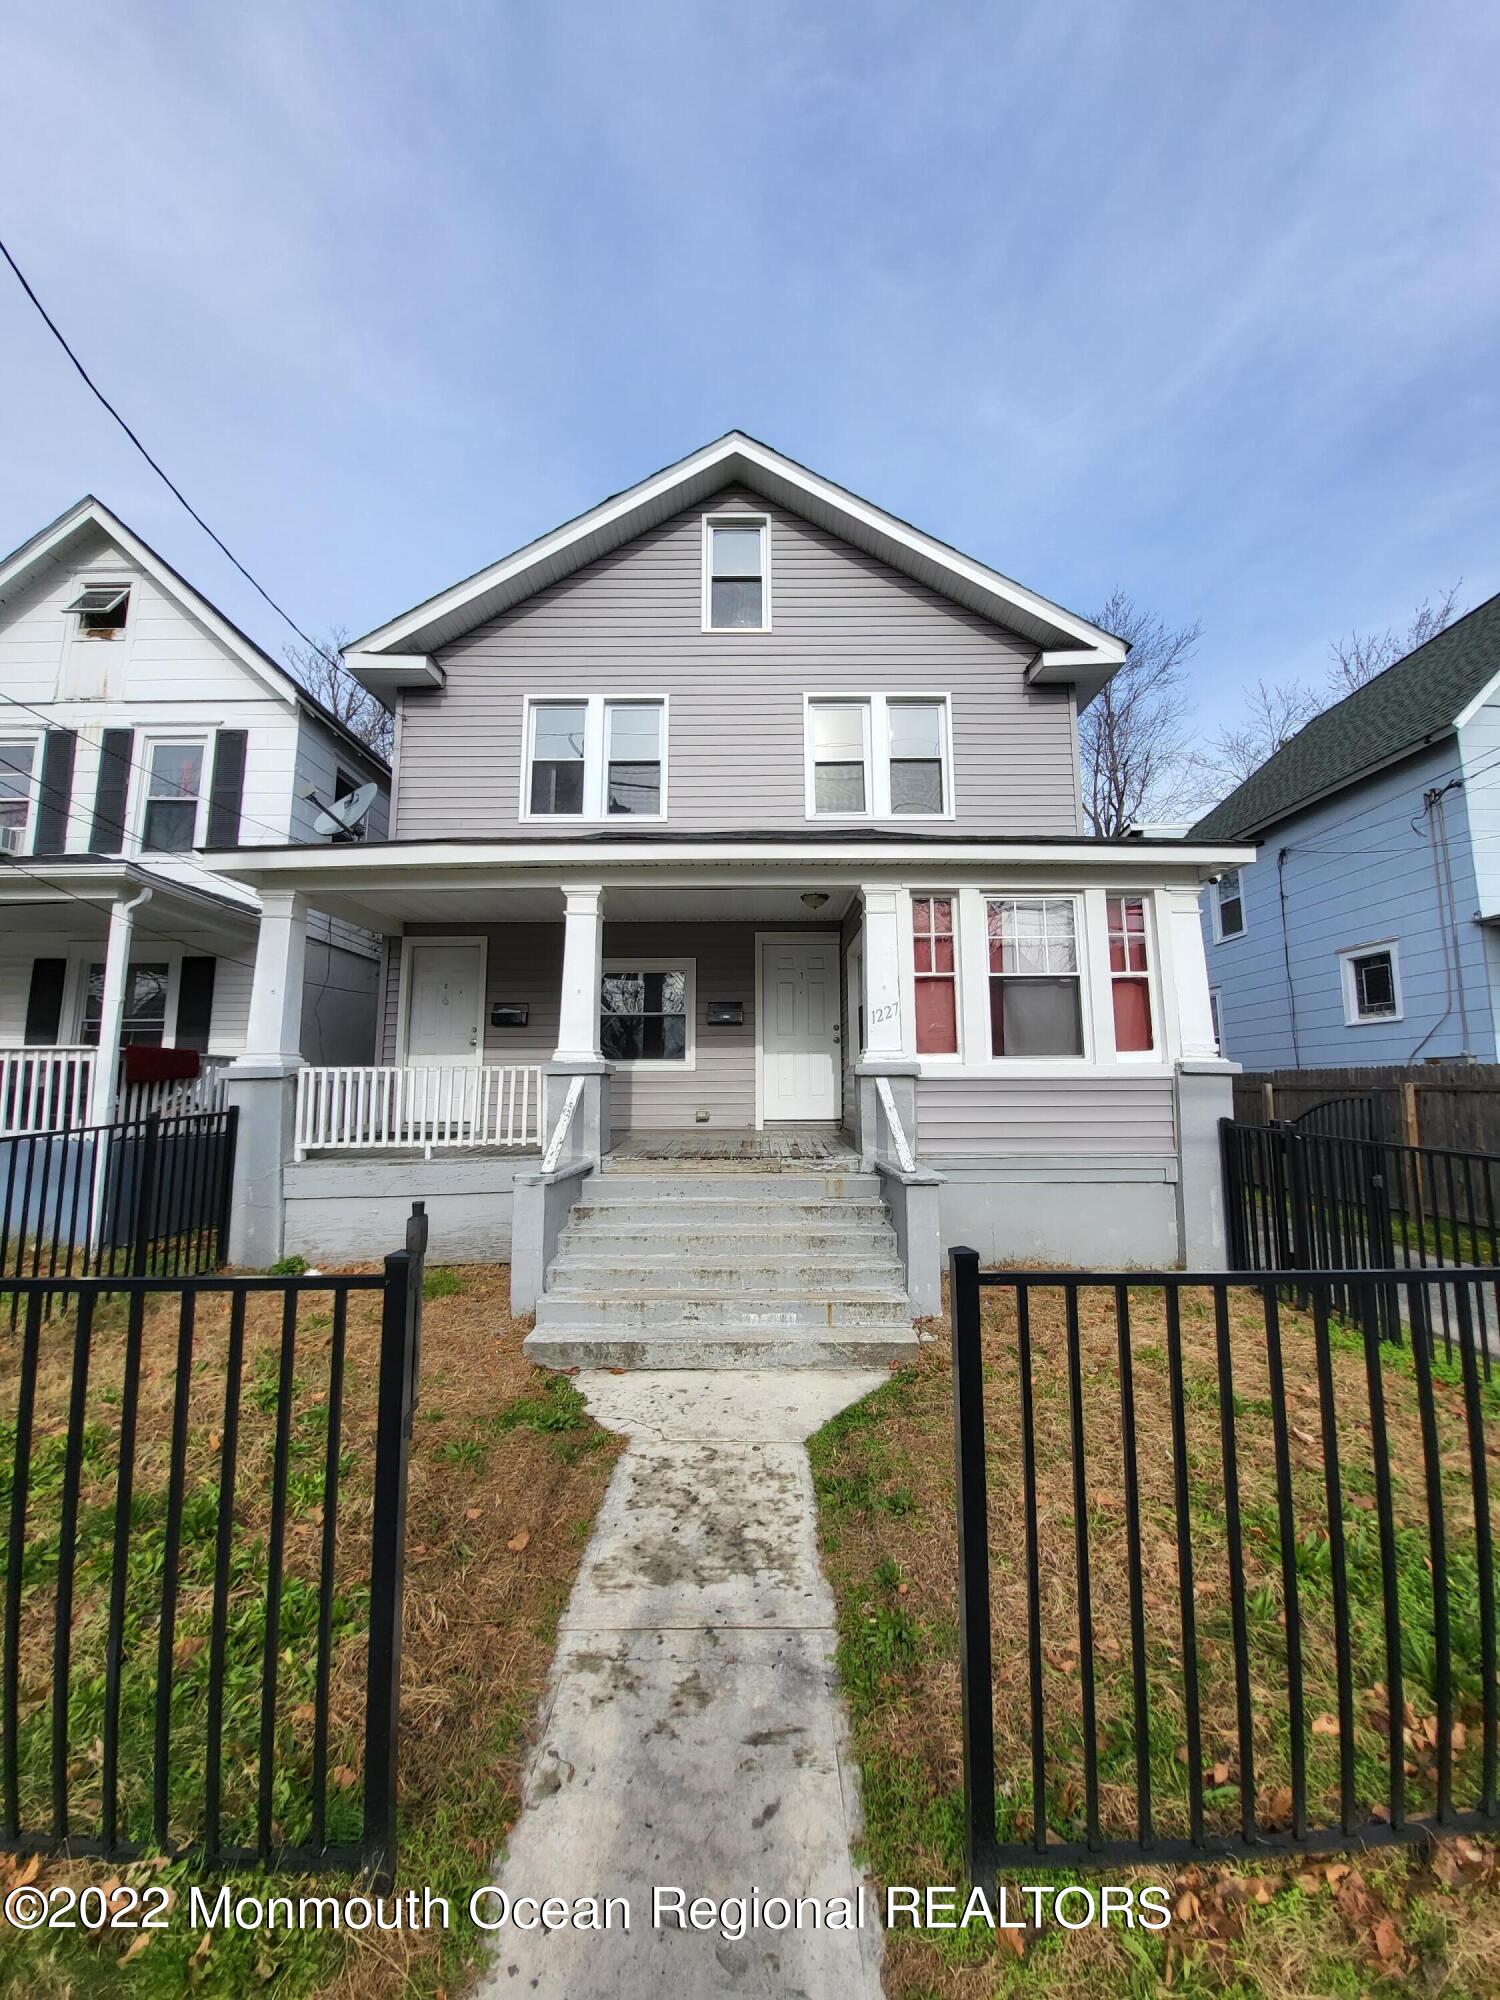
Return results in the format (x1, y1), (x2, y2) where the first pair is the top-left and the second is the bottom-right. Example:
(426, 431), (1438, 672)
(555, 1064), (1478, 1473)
(522, 1166), (922, 1370)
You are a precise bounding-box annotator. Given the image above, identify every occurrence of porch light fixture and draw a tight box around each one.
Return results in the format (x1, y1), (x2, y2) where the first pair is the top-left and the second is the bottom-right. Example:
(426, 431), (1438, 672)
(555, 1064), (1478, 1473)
(800, 891), (829, 910)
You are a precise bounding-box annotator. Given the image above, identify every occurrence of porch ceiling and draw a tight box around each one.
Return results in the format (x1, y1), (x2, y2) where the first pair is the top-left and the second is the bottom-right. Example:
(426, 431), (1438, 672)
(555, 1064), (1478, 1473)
(292, 881), (862, 928)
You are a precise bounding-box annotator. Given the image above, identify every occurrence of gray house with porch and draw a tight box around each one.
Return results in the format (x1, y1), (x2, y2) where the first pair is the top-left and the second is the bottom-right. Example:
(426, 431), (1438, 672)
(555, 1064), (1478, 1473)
(204, 435), (1249, 1361)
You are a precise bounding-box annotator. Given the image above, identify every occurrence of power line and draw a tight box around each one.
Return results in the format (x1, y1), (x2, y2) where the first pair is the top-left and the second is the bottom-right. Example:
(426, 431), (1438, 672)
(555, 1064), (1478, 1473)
(0, 230), (364, 692)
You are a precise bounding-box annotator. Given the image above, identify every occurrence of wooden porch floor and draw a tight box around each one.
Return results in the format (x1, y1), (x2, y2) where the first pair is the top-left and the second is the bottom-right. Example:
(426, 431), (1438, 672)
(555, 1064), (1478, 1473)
(604, 1126), (860, 1169)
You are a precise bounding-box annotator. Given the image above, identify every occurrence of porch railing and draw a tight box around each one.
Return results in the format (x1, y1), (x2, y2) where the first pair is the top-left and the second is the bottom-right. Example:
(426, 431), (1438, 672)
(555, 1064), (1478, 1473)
(1, 1051), (231, 1136)
(294, 1063), (544, 1159)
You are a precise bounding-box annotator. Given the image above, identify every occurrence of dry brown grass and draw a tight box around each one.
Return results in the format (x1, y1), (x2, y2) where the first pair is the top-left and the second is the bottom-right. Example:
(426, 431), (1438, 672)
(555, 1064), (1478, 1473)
(0, 1264), (621, 1999)
(811, 1278), (1500, 1998)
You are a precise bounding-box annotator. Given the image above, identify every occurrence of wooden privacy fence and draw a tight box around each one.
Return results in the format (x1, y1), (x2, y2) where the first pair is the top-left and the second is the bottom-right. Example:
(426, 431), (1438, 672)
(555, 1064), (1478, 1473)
(1236, 1064), (1500, 1158)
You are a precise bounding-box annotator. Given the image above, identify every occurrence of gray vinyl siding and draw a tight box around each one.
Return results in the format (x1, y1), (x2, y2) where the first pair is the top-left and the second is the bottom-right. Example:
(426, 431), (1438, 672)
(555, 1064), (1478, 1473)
(916, 1076), (1177, 1157)
(395, 487), (1082, 837)
(397, 919), (839, 1129)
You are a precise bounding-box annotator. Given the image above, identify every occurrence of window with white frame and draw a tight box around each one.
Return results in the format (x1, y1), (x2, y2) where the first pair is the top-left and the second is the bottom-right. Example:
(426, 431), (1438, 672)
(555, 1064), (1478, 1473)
(63, 581), (131, 639)
(140, 742), (204, 852)
(704, 518), (769, 630)
(986, 897), (1084, 1057)
(525, 698), (666, 819)
(600, 962), (694, 1065)
(912, 895), (958, 1053)
(1214, 867), (1245, 940)
(0, 742), (35, 843)
(805, 694), (952, 819)
(81, 961), (170, 1046)
(1106, 895), (1155, 1053)
(1339, 941), (1402, 1025)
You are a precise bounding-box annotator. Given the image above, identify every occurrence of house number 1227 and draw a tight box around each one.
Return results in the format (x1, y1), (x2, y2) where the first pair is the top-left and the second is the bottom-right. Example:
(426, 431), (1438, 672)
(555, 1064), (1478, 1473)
(870, 1003), (899, 1024)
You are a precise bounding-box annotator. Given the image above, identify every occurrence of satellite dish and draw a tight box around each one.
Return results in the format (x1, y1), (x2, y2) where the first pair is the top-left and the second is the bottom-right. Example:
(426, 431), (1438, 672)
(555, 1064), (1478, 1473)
(311, 781), (379, 841)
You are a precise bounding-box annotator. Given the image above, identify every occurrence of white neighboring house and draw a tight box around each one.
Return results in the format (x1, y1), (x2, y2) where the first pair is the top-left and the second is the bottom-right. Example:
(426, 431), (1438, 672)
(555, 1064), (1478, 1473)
(0, 496), (389, 1133)
(201, 434), (1250, 1338)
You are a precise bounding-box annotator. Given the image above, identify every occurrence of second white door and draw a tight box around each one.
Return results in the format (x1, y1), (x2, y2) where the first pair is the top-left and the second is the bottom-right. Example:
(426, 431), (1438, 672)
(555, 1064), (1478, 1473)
(760, 937), (840, 1122)
(405, 942), (484, 1063)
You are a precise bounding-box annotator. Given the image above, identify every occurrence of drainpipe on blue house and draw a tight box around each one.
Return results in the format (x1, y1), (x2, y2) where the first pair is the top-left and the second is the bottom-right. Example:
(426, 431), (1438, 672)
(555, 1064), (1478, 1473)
(1276, 848), (1303, 1066)
(1411, 781), (1472, 1061)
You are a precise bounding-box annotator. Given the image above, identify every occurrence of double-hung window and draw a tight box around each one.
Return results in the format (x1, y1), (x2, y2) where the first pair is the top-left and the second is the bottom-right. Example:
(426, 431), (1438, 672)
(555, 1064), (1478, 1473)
(141, 742), (204, 852)
(912, 896), (958, 1053)
(600, 962), (694, 1066)
(0, 742), (35, 847)
(986, 897), (1084, 1057)
(525, 698), (666, 819)
(82, 961), (169, 1046)
(1214, 867), (1245, 940)
(1106, 896), (1155, 1053)
(704, 518), (769, 630)
(806, 694), (952, 819)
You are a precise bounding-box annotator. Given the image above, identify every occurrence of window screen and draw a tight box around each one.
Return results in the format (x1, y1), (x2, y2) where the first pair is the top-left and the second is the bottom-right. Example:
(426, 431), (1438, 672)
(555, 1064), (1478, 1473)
(1351, 950), (1397, 1018)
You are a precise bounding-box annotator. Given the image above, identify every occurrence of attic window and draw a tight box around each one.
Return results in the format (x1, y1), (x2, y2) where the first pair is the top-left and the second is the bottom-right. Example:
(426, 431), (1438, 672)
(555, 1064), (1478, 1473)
(703, 518), (769, 630)
(65, 583), (130, 638)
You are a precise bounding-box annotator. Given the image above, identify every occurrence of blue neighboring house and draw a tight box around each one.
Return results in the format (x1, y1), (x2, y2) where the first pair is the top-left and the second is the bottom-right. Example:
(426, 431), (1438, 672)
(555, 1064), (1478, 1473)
(1194, 592), (1500, 1069)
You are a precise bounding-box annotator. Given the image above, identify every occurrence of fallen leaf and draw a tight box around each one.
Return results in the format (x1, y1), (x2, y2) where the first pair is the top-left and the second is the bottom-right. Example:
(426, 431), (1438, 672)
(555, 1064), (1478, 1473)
(331, 1765), (358, 1789)
(290, 1703), (316, 1725)
(1175, 1889), (1200, 1921)
(465, 1507), (482, 1521)
(1373, 1918), (1405, 1964)
(120, 1932), (153, 1964)
(998, 1925), (1026, 1959)
(1312, 1714), (1340, 1737)
(192, 1931), (213, 1964)
(507, 1528), (531, 1553)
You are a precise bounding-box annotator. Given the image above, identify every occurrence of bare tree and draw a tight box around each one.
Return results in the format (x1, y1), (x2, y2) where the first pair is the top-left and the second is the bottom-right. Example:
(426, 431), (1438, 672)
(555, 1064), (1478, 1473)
(1078, 589), (1214, 836)
(1326, 584), (1461, 698)
(1211, 678), (1325, 787)
(282, 624), (394, 762)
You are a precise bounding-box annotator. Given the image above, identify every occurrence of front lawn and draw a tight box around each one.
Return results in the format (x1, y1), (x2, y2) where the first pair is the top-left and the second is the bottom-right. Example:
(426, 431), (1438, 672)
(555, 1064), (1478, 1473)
(811, 1278), (1500, 1998)
(0, 1265), (621, 1999)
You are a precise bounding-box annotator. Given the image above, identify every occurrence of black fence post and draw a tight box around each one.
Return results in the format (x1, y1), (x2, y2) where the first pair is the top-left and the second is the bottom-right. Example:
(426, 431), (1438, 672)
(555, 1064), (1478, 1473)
(1281, 1122), (1312, 1297)
(1220, 1117), (1244, 1269)
(215, 1107), (238, 1267)
(361, 1204), (427, 1888)
(948, 1245), (997, 1889)
(130, 1115), (161, 1277)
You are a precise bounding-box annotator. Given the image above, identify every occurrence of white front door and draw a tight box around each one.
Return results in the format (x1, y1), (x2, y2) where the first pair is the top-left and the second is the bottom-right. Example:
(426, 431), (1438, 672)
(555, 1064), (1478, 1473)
(405, 942), (483, 1063)
(759, 936), (840, 1122)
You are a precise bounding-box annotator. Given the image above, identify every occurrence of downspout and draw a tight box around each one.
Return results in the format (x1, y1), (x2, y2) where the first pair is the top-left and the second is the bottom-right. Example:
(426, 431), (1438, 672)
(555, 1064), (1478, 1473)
(88, 881), (154, 1252)
(1276, 848), (1303, 1067)
(1434, 789), (1473, 1056)
(1410, 783), (1466, 1061)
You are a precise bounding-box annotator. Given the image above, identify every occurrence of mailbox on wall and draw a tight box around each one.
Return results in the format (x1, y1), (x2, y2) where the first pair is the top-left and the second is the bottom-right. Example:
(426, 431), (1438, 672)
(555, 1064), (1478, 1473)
(706, 1000), (745, 1027)
(490, 1002), (530, 1028)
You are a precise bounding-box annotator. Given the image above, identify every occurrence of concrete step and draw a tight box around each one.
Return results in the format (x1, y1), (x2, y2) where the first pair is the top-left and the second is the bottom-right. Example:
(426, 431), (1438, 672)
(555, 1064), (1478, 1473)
(548, 1256), (905, 1290)
(594, 1171), (879, 1199)
(533, 1288), (913, 1330)
(523, 1324), (922, 1371)
(570, 1197), (891, 1227)
(558, 1223), (898, 1256)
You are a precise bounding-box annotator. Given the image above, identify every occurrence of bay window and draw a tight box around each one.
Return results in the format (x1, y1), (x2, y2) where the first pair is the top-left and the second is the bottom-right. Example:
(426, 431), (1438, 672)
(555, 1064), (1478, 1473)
(1106, 896), (1155, 1052)
(524, 697), (667, 819)
(986, 897), (1083, 1058)
(912, 895), (958, 1053)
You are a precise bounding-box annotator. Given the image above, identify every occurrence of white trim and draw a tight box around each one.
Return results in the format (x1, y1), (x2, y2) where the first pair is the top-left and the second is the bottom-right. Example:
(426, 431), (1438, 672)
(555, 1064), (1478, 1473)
(397, 934), (488, 1065)
(347, 433), (1128, 679)
(58, 573), (135, 701)
(902, 888), (965, 1061)
(753, 930), (840, 1127)
(131, 733), (209, 856)
(65, 945), (183, 1048)
(1211, 865), (1247, 943)
(802, 692), (955, 822)
(601, 956), (697, 1071)
(1102, 889), (1162, 1061)
(979, 890), (1094, 1063)
(518, 694), (669, 825)
(1337, 936), (1405, 1026)
(701, 513), (772, 633)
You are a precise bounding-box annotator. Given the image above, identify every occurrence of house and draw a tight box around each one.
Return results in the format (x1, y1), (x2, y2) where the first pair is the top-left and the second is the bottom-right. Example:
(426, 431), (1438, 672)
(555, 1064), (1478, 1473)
(202, 434), (1250, 1353)
(1194, 592), (1500, 1071)
(0, 497), (390, 1133)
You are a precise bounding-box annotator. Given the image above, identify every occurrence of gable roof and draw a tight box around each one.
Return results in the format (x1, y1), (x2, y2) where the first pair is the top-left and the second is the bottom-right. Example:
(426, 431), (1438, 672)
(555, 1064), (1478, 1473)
(1193, 591), (1500, 842)
(346, 431), (1129, 705)
(0, 496), (388, 775)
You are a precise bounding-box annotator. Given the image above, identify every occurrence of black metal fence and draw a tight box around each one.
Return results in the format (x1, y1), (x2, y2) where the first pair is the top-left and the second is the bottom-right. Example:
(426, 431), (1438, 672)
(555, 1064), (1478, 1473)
(1223, 1116), (1500, 1361)
(0, 1109), (237, 1315)
(0, 1203), (427, 1884)
(949, 1253), (1499, 1879)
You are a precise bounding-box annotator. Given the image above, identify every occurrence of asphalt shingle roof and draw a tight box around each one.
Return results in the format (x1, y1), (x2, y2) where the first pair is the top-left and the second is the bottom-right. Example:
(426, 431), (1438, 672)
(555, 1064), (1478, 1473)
(1192, 592), (1500, 841)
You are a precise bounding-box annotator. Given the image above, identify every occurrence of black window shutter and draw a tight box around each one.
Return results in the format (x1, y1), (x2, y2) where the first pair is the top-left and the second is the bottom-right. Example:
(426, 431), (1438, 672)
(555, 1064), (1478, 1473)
(206, 730), (248, 847)
(33, 730), (77, 853)
(23, 958), (67, 1044)
(175, 957), (217, 1052)
(90, 728), (134, 850)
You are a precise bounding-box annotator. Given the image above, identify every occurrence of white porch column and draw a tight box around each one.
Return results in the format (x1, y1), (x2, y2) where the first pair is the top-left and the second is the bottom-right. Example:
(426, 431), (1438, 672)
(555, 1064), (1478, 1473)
(1162, 885), (1238, 1268)
(225, 889), (309, 1266)
(86, 887), (151, 1126)
(244, 890), (310, 1059)
(860, 886), (906, 1059)
(1163, 886), (1221, 1062)
(554, 885), (604, 1063)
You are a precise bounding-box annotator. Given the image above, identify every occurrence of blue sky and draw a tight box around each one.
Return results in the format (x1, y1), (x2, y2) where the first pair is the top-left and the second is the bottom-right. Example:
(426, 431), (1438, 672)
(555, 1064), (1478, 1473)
(2, 0), (1496, 730)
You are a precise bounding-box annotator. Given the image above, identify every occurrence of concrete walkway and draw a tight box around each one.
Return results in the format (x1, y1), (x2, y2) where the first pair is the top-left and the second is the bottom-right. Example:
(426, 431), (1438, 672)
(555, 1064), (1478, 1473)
(475, 1370), (887, 1998)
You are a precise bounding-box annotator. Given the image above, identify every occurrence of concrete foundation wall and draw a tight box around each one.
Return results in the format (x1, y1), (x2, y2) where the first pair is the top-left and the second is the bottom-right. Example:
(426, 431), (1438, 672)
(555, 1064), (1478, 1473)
(283, 1153), (531, 1265)
(932, 1159), (1181, 1267)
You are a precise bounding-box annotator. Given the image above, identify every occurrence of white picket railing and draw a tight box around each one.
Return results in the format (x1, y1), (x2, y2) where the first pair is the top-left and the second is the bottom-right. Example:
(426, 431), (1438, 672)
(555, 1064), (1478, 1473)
(294, 1064), (545, 1159)
(0, 1047), (95, 1135)
(118, 1056), (231, 1124)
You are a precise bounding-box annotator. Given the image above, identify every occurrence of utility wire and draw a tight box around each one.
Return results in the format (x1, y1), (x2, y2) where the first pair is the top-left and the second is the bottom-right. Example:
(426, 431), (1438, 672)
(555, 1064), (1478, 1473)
(0, 231), (359, 687)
